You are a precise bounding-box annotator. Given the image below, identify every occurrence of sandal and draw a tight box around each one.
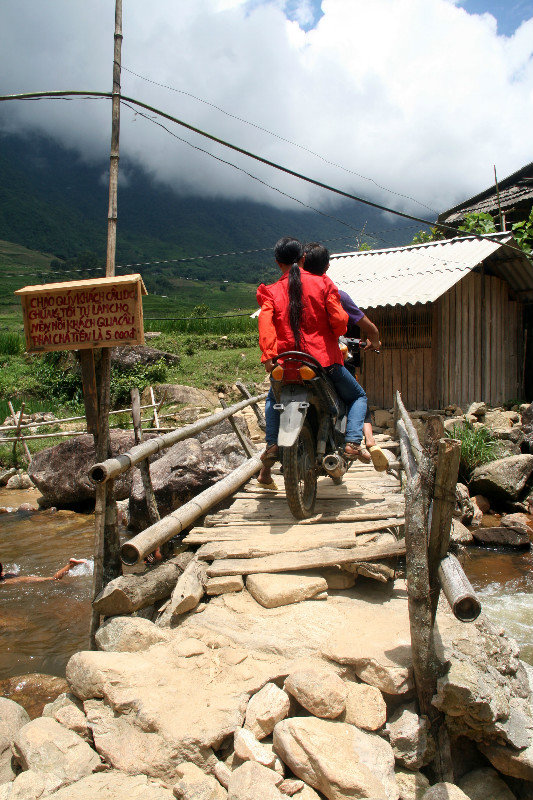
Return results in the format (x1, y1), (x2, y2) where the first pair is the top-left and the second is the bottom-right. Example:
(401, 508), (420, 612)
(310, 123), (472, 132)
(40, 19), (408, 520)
(343, 443), (371, 463)
(256, 479), (278, 491)
(260, 444), (279, 468)
(368, 445), (388, 472)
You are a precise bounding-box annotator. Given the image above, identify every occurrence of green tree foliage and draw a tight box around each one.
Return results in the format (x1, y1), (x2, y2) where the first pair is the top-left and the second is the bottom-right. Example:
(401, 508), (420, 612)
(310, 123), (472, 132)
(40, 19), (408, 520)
(458, 212), (497, 236)
(458, 210), (533, 256)
(409, 227), (444, 245)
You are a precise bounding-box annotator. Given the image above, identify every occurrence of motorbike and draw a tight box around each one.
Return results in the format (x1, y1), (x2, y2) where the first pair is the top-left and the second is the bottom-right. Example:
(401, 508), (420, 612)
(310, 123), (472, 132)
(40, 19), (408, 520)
(270, 337), (367, 519)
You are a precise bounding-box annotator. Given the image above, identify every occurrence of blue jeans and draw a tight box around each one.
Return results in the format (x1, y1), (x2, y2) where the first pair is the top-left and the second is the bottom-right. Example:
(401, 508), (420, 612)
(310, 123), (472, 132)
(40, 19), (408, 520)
(264, 365), (367, 446)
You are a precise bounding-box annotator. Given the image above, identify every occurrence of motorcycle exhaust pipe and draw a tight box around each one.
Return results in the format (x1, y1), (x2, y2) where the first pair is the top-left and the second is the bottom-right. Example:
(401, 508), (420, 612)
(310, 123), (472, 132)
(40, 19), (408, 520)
(322, 453), (347, 480)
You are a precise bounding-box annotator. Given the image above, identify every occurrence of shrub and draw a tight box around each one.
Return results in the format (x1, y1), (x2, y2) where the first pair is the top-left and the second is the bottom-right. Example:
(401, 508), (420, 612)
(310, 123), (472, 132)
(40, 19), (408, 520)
(0, 332), (24, 356)
(446, 421), (498, 482)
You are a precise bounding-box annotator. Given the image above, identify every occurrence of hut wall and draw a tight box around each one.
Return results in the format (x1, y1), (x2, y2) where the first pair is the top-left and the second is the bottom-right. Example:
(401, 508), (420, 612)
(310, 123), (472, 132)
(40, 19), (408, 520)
(438, 272), (521, 407)
(361, 304), (436, 410)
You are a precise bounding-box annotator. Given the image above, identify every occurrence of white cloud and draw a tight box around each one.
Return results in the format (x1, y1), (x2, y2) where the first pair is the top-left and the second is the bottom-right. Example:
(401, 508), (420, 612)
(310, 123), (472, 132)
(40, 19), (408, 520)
(0, 0), (532, 217)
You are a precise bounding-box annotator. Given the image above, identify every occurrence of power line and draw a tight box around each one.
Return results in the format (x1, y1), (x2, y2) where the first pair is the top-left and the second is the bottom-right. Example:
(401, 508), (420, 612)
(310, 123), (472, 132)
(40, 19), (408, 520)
(121, 64), (439, 215)
(0, 90), (529, 262)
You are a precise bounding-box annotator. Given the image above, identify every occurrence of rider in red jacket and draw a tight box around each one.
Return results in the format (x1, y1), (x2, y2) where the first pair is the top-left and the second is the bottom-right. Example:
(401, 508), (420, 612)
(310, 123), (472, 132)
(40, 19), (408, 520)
(256, 237), (368, 487)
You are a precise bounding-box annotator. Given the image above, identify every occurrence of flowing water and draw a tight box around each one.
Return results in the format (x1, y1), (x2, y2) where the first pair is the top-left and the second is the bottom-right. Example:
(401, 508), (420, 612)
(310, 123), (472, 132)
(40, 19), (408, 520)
(1, 486), (533, 681)
(0, 489), (94, 679)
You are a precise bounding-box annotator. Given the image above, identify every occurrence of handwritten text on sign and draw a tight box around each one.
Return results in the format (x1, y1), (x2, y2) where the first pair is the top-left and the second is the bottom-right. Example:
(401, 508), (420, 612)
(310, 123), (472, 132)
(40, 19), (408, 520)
(17, 276), (146, 352)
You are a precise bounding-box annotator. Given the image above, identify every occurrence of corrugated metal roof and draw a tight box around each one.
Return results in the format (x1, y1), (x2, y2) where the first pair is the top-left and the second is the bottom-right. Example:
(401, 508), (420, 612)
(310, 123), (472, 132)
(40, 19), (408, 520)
(328, 234), (533, 309)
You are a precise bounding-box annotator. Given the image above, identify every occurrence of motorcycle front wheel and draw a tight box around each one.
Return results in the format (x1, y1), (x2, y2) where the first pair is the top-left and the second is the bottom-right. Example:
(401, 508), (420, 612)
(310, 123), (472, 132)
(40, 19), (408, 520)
(283, 421), (317, 519)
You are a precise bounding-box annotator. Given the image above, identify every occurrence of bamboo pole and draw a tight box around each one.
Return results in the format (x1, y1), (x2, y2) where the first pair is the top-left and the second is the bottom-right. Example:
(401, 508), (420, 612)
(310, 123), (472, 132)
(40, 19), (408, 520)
(395, 391), (423, 464)
(0, 403), (160, 432)
(438, 555), (481, 622)
(235, 381), (266, 430)
(131, 388), (160, 527)
(89, 392), (268, 484)
(120, 455), (262, 565)
(8, 401), (32, 465)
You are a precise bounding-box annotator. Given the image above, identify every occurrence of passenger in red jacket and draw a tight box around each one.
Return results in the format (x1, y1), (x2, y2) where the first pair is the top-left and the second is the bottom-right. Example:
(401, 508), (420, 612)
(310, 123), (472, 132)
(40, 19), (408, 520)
(256, 237), (368, 486)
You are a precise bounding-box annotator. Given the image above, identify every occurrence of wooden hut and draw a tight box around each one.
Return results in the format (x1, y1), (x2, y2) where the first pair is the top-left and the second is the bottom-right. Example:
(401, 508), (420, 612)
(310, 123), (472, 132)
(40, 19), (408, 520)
(328, 233), (533, 410)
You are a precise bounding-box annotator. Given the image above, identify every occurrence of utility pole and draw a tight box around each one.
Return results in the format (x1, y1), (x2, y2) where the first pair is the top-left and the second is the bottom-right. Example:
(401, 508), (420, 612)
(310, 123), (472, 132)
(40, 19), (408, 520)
(90, 0), (123, 646)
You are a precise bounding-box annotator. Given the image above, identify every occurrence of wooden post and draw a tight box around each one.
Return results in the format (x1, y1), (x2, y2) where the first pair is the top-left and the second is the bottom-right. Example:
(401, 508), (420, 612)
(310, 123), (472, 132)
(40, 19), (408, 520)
(150, 386), (160, 430)
(90, 0), (123, 647)
(235, 381), (266, 430)
(79, 350), (99, 435)
(8, 401), (31, 465)
(427, 438), (461, 619)
(219, 398), (255, 458)
(131, 388), (160, 526)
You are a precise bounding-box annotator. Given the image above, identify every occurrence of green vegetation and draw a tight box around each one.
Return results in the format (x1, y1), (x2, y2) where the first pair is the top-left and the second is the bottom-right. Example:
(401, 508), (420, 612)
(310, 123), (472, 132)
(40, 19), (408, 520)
(458, 210), (533, 255)
(446, 421), (498, 482)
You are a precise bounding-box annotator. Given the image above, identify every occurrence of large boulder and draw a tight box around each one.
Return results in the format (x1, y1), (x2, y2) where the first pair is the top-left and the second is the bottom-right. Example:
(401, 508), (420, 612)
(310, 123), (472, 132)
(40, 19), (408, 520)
(244, 683), (290, 740)
(129, 433), (246, 528)
(0, 698), (30, 782)
(273, 716), (397, 800)
(227, 761), (283, 800)
(284, 667), (346, 719)
(28, 430), (152, 507)
(110, 345), (180, 368)
(40, 770), (175, 799)
(173, 761), (227, 799)
(386, 704), (435, 770)
(471, 527), (530, 548)
(457, 767), (516, 800)
(469, 456), (533, 502)
(11, 717), (101, 788)
(142, 384), (219, 408)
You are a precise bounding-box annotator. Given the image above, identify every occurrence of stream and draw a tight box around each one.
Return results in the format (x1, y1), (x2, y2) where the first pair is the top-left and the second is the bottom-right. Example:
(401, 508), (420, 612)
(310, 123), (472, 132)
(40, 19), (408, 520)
(1, 488), (533, 681)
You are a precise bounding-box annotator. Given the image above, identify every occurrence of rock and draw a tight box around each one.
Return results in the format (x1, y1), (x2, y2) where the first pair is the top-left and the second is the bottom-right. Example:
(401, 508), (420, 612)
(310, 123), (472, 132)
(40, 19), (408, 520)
(471, 527), (530, 548)
(206, 577), (244, 596)
(484, 411), (515, 430)
(0, 468), (16, 486)
(454, 484), (477, 526)
(0, 674), (69, 719)
(395, 768), (430, 800)
(227, 761), (283, 800)
(0, 768), (62, 799)
(444, 417), (467, 434)
(479, 741), (533, 781)
(12, 717), (101, 788)
(450, 519), (474, 545)
(292, 788), (321, 800)
(317, 568), (357, 590)
(273, 717), (396, 799)
(522, 402), (533, 453)
(45, 770), (175, 799)
(354, 562), (395, 582)
(27, 431), (146, 507)
(324, 634), (413, 696)
(42, 692), (90, 742)
(142, 383), (219, 408)
(168, 557), (207, 620)
(469, 456), (533, 502)
(244, 684), (290, 740)
(130, 436), (246, 528)
(110, 345), (180, 368)
(173, 761), (227, 799)
(0, 698), (30, 782)
(422, 785), (469, 800)
(457, 767), (516, 800)
(386, 704), (435, 770)
(6, 474), (33, 490)
(467, 403), (487, 418)
(96, 616), (171, 652)
(66, 643), (291, 784)
(473, 495), (490, 513)
(279, 779), (305, 795)
(343, 682), (386, 731)
(234, 728), (276, 768)
(284, 667), (346, 719)
(375, 410), (394, 429)
(246, 573), (327, 609)
(501, 513), (532, 538)
(214, 760), (232, 789)
(492, 441), (522, 459)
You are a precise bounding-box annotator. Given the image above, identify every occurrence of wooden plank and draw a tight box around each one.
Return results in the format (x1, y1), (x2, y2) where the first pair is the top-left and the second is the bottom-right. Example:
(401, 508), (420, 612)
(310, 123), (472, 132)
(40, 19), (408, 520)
(415, 346), (423, 410)
(392, 350), (402, 410)
(467, 275), (475, 406)
(422, 349), (432, 410)
(400, 346), (409, 409)
(455, 281), (462, 406)
(432, 301), (441, 409)
(196, 525), (403, 561)
(472, 274), (481, 404)
(383, 348), (393, 409)
(490, 277), (498, 405)
(207, 540), (407, 577)
(440, 293), (447, 406)
(186, 518), (403, 545)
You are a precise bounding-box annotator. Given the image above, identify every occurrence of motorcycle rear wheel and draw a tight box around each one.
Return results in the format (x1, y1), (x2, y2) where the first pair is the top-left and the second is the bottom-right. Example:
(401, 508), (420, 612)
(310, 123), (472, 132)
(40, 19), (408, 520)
(283, 421), (317, 519)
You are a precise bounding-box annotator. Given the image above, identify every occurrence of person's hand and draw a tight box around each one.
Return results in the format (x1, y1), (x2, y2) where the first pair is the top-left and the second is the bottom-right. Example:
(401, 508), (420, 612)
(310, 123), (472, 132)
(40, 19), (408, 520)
(365, 339), (381, 352)
(264, 359), (275, 373)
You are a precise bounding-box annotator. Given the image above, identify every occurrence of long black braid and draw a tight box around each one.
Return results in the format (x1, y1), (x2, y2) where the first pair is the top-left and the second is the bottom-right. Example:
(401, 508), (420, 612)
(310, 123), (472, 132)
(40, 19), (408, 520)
(288, 261), (304, 349)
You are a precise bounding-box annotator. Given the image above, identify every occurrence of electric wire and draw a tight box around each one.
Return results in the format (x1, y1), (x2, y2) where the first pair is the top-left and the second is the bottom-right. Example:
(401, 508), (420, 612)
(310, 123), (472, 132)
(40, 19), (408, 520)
(121, 64), (439, 215)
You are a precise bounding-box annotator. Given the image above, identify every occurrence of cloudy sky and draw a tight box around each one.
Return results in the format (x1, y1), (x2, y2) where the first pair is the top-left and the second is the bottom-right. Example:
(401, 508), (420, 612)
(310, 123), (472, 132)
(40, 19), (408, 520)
(0, 0), (532, 221)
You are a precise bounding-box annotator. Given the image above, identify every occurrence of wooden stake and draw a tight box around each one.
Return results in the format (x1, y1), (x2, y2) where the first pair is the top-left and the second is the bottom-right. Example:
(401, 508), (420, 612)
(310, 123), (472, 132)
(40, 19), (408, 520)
(8, 401), (31, 465)
(131, 388), (160, 526)
(235, 381), (266, 430)
(219, 398), (255, 458)
(79, 350), (99, 435)
(150, 386), (160, 430)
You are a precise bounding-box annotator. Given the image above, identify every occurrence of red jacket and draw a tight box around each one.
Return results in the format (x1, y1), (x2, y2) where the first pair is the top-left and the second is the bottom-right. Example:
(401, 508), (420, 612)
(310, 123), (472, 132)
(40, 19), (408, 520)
(257, 268), (348, 367)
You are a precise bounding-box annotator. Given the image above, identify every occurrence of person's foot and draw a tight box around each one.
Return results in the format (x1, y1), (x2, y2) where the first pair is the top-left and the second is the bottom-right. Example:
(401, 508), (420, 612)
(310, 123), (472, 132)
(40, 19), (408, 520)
(260, 444), (279, 467)
(343, 442), (371, 463)
(69, 558), (87, 565)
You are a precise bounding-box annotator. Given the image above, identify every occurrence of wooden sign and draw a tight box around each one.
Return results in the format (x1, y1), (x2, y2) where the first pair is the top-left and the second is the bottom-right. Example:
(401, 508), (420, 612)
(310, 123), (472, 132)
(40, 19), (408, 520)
(15, 274), (147, 353)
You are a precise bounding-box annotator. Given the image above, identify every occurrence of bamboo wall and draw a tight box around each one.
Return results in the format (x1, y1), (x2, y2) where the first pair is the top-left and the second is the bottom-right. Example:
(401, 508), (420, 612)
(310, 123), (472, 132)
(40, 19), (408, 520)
(361, 272), (522, 410)
(361, 305), (435, 410)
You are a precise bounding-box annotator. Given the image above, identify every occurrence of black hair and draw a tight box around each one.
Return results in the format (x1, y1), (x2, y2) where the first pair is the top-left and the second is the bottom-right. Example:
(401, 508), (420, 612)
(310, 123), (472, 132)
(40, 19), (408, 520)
(288, 262), (304, 349)
(274, 236), (303, 266)
(303, 242), (329, 275)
